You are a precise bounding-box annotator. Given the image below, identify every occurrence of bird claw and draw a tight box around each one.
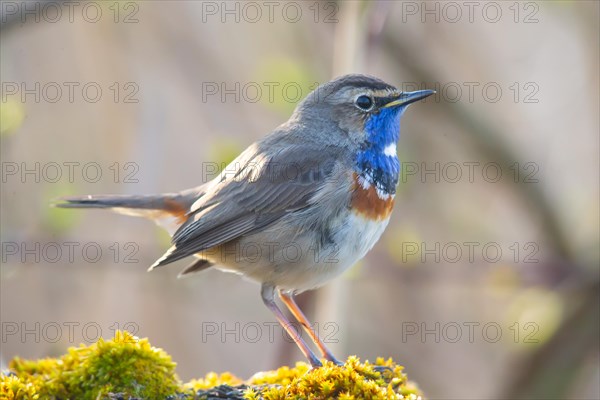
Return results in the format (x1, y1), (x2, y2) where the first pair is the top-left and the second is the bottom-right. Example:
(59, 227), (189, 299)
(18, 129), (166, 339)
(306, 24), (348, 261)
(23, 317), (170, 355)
(310, 357), (343, 369)
(328, 358), (344, 367)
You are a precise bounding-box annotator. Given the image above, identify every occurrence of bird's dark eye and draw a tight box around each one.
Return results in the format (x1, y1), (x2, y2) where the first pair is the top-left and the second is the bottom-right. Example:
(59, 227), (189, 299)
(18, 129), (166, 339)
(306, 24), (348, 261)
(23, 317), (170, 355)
(355, 95), (373, 111)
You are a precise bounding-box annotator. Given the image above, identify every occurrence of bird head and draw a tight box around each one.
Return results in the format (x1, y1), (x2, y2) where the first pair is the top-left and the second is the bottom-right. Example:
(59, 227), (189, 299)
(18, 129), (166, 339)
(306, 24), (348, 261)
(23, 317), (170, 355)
(294, 74), (434, 149)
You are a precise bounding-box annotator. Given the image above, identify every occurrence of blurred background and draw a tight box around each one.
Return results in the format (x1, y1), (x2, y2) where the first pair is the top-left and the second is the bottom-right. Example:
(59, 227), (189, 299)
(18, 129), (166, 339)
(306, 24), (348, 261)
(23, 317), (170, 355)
(1, 1), (598, 399)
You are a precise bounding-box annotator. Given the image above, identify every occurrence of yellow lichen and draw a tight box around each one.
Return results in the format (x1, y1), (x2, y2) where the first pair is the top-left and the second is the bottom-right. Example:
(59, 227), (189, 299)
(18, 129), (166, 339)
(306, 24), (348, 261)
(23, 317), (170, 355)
(249, 356), (421, 400)
(248, 362), (310, 386)
(0, 375), (39, 400)
(238, 356), (422, 399)
(1, 331), (422, 399)
(184, 371), (244, 391)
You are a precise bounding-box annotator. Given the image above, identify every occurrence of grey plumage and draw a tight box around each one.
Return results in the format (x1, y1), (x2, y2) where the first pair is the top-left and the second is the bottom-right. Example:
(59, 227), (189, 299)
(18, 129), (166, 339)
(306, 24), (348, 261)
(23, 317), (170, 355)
(54, 74), (435, 367)
(154, 141), (346, 269)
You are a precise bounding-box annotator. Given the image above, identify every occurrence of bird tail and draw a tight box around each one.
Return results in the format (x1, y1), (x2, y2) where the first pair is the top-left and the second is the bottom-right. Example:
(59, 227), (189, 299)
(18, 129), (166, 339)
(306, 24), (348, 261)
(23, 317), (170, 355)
(54, 186), (205, 233)
(56, 192), (189, 223)
(54, 187), (214, 275)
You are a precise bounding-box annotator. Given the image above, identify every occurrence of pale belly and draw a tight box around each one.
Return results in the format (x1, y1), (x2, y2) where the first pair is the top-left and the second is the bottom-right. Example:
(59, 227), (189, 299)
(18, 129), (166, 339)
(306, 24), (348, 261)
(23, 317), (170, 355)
(206, 211), (391, 292)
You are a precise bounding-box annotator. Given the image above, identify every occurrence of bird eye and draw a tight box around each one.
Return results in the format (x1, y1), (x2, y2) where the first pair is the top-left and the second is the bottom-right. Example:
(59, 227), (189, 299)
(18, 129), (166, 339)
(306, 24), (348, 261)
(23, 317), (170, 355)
(355, 95), (373, 111)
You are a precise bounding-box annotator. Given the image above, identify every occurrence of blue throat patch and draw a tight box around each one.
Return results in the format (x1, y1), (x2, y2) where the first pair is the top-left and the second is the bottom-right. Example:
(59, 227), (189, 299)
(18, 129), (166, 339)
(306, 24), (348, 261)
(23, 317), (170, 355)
(355, 107), (403, 195)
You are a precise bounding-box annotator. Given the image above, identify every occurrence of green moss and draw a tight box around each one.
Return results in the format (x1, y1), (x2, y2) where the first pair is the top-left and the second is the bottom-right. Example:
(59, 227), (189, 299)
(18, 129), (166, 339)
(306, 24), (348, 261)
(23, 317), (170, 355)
(2, 331), (422, 399)
(4, 331), (179, 399)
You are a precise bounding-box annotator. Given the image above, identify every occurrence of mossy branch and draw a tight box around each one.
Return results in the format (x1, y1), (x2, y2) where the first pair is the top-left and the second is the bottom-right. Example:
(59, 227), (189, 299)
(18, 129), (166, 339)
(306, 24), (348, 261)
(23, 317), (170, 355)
(1, 331), (422, 400)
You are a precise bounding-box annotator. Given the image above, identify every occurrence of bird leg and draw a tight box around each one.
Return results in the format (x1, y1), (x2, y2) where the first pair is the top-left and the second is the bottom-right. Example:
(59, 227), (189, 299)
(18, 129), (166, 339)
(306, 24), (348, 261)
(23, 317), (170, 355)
(279, 290), (343, 366)
(261, 284), (322, 368)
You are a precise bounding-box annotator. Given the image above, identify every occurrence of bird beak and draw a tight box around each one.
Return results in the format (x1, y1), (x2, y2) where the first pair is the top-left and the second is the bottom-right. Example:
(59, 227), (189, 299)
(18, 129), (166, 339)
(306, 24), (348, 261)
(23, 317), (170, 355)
(382, 90), (436, 108)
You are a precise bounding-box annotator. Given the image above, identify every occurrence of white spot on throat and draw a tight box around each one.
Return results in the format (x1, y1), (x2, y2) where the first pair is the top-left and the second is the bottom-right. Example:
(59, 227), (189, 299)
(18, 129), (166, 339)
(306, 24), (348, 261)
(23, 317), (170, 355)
(357, 173), (393, 201)
(376, 188), (392, 201)
(383, 143), (397, 157)
(357, 174), (371, 190)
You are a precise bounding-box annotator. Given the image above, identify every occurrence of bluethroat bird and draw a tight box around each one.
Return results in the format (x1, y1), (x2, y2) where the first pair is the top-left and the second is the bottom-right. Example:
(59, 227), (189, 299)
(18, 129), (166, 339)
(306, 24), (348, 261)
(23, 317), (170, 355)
(57, 74), (434, 368)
